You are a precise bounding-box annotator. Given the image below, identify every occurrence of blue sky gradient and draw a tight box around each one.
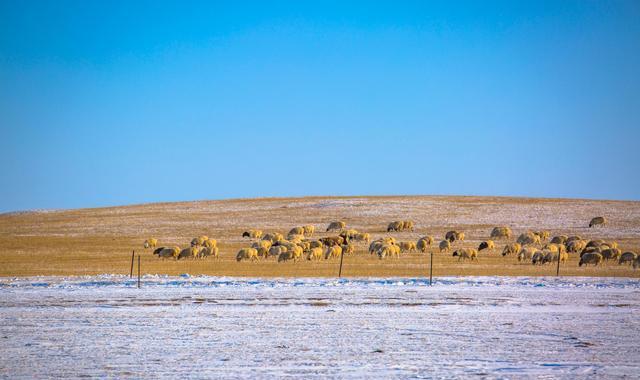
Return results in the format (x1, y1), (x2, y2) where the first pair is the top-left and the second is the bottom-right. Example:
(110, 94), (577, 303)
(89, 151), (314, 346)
(1, 1), (639, 211)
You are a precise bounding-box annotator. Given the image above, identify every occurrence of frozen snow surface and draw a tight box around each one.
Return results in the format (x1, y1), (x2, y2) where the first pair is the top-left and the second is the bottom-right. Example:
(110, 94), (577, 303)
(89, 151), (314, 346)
(1, 276), (639, 379)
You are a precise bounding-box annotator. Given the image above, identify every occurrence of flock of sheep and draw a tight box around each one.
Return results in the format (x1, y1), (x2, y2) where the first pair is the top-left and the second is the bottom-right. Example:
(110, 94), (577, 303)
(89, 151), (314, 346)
(142, 216), (640, 269)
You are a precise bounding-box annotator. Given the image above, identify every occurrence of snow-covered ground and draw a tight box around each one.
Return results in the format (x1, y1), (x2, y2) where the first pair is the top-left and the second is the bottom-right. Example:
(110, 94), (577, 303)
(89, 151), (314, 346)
(1, 276), (639, 378)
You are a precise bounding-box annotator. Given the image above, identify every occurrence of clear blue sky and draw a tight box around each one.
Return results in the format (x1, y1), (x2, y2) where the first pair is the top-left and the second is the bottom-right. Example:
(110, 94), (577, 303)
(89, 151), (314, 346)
(1, 1), (639, 212)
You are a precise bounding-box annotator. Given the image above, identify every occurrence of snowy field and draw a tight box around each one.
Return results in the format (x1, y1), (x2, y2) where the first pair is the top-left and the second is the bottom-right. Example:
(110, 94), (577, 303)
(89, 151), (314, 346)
(1, 276), (639, 379)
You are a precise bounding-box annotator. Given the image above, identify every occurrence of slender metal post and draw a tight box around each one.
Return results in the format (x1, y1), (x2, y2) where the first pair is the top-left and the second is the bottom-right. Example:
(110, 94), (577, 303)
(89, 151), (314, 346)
(556, 251), (561, 277)
(137, 254), (141, 288)
(429, 251), (433, 286)
(338, 249), (345, 278)
(130, 250), (135, 278)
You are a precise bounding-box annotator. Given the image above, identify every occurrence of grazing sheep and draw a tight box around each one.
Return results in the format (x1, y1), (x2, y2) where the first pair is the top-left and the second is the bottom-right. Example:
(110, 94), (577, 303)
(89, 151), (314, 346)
(144, 238), (158, 249)
(236, 248), (258, 262)
(377, 244), (400, 259)
(325, 245), (343, 260)
(277, 251), (294, 262)
(403, 220), (415, 232)
(532, 250), (546, 265)
(387, 221), (403, 232)
(320, 236), (344, 247)
(601, 248), (621, 261)
(550, 235), (568, 245)
(369, 240), (385, 255)
(341, 244), (355, 255)
(589, 216), (607, 228)
(326, 221), (346, 232)
(579, 252), (603, 267)
(262, 232), (284, 243)
(445, 231), (457, 242)
(490, 226), (512, 239)
(580, 246), (602, 258)
(567, 240), (587, 254)
(341, 229), (359, 239)
(190, 236), (207, 247)
(417, 237), (434, 253)
(202, 239), (217, 249)
(502, 243), (522, 257)
(153, 247), (164, 255)
(199, 246), (219, 259)
(307, 247), (323, 261)
(439, 240), (451, 253)
(252, 240), (272, 250)
(585, 239), (606, 249)
(268, 245), (288, 258)
(242, 230), (263, 239)
(478, 240), (495, 252)
(353, 233), (371, 243)
(302, 225), (315, 236)
(309, 240), (323, 249)
(290, 245), (304, 261)
(542, 250), (567, 265)
(452, 248), (478, 262)
(566, 236), (582, 243)
(619, 252), (637, 265)
(399, 241), (417, 253)
(633, 256), (640, 270)
(534, 231), (550, 242)
(517, 232), (540, 246)
(156, 246), (180, 260)
(517, 247), (537, 262)
(178, 247), (199, 260)
(543, 243), (566, 255)
(289, 226), (305, 236)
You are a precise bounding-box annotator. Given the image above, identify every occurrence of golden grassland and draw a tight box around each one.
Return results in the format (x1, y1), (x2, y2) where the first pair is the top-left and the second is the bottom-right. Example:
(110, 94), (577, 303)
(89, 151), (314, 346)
(1, 195), (639, 278)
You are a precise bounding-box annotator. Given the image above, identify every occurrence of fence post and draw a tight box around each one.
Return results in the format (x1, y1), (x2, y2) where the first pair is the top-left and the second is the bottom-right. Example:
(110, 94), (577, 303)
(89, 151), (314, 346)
(429, 251), (433, 286)
(130, 250), (135, 278)
(338, 249), (345, 278)
(137, 254), (141, 289)
(556, 251), (561, 277)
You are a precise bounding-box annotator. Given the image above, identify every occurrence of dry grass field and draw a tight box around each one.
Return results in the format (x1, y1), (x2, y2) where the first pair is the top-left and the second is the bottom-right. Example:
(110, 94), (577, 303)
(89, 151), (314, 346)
(1, 195), (639, 278)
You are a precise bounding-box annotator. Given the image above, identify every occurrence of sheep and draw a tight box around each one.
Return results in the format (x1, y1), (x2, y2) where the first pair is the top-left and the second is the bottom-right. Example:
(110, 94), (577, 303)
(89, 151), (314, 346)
(324, 245), (343, 260)
(369, 240), (385, 255)
(202, 239), (217, 249)
(452, 248), (478, 262)
(455, 232), (465, 242)
(309, 240), (323, 249)
(566, 235), (582, 243)
(353, 233), (371, 243)
(534, 231), (550, 242)
(517, 247), (537, 262)
(580, 246), (602, 258)
(251, 240), (272, 251)
(579, 252), (603, 266)
(302, 225), (315, 236)
(517, 232), (540, 246)
(340, 229), (359, 240)
(601, 248), (621, 261)
(242, 229), (263, 239)
(439, 240), (451, 253)
(585, 239), (606, 249)
(268, 245), (288, 258)
(178, 247), (199, 260)
(445, 231), (457, 242)
(153, 247), (164, 255)
(381, 237), (396, 244)
(416, 237), (434, 253)
(190, 236), (207, 247)
(236, 248), (258, 262)
(542, 250), (567, 265)
(199, 246), (219, 259)
(619, 252), (637, 265)
(277, 251), (294, 263)
(387, 221), (403, 232)
(290, 245), (304, 261)
(320, 236), (344, 247)
(399, 241), (417, 253)
(543, 243), (566, 255)
(144, 238), (158, 249)
(478, 240), (495, 252)
(403, 220), (415, 231)
(156, 246), (180, 260)
(306, 247), (323, 261)
(490, 226), (512, 239)
(502, 242), (522, 257)
(326, 221), (346, 232)
(550, 235), (568, 245)
(377, 244), (400, 259)
(289, 226), (305, 236)
(261, 232), (284, 243)
(531, 250), (546, 265)
(633, 256), (640, 270)
(341, 244), (355, 255)
(589, 216), (607, 228)
(255, 246), (269, 258)
(567, 239), (587, 254)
